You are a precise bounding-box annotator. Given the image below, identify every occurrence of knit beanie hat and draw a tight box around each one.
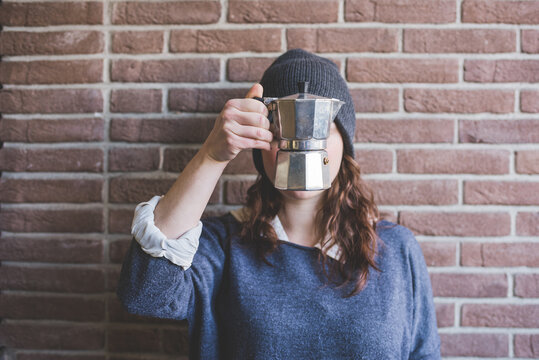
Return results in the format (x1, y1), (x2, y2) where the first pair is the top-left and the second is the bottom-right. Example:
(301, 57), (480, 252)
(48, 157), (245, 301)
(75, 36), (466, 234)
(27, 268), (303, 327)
(252, 48), (356, 177)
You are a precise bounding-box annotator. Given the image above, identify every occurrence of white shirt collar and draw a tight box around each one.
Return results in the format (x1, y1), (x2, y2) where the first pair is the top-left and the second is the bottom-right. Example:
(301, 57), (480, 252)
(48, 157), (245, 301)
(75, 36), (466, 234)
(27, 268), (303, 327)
(230, 208), (342, 261)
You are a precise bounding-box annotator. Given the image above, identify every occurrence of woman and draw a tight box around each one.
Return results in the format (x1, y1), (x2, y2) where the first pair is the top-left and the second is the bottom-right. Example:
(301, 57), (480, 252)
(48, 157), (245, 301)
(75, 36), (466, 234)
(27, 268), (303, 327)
(117, 49), (441, 359)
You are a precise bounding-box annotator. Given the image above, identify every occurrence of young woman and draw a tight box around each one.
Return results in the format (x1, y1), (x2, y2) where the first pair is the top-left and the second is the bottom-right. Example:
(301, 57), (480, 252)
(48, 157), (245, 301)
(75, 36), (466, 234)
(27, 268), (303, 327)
(118, 49), (441, 359)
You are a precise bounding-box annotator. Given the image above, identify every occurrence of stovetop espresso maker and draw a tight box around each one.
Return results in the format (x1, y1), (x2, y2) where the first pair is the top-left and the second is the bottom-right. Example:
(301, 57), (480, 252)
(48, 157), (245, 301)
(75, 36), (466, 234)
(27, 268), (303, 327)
(256, 81), (345, 191)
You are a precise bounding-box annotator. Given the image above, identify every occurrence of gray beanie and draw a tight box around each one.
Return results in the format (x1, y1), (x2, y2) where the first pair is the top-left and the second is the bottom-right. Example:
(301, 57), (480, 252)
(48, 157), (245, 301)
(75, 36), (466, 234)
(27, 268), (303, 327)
(253, 48), (356, 177)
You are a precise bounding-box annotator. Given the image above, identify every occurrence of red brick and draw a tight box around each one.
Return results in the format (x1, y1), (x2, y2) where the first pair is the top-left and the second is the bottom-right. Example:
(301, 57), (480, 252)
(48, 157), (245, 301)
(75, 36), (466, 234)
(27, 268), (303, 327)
(514, 334), (539, 358)
(0, 60), (102, 84)
(109, 177), (175, 203)
(399, 212), (510, 237)
(345, 0), (455, 23)
(462, 0), (539, 24)
(0, 31), (104, 55)
(111, 31), (163, 54)
(110, 239), (131, 263)
(379, 211), (398, 223)
(106, 267), (121, 292)
(111, 59), (219, 83)
(436, 303), (454, 327)
(461, 242), (539, 267)
(223, 150), (257, 174)
(521, 90), (539, 113)
(522, 30), (539, 53)
(462, 304), (539, 328)
(368, 180), (458, 205)
(516, 151), (539, 174)
(515, 274), (539, 298)
(419, 242), (456, 266)
(404, 29), (515, 53)
(465, 60), (539, 82)
(440, 333), (508, 357)
(404, 89), (514, 113)
(112, 1), (220, 24)
(0, 238), (103, 263)
(460, 119), (539, 143)
(0, 2), (103, 26)
(110, 118), (214, 143)
(354, 149), (393, 174)
(169, 88), (248, 113)
(350, 88), (399, 112)
(0, 294), (105, 321)
(431, 273), (507, 297)
(0, 148), (103, 172)
(110, 89), (162, 113)
(170, 29), (281, 53)
(0, 265), (105, 293)
(0, 208), (104, 233)
(347, 58), (458, 83)
(228, 57), (276, 82)
(0, 179), (103, 203)
(229, 0), (338, 23)
(397, 149), (509, 174)
(516, 212), (539, 236)
(109, 147), (160, 172)
(464, 181), (539, 205)
(0, 118), (104, 142)
(0, 323), (104, 350)
(109, 209), (134, 234)
(355, 119), (453, 143)
(163, 328), (190, 355)
(0, 89), (103, 114)
(162, 148), (199, 172)
(287, 28), (398, 53)
(226, 179), (255, 205)
(108, 328), (160, 352)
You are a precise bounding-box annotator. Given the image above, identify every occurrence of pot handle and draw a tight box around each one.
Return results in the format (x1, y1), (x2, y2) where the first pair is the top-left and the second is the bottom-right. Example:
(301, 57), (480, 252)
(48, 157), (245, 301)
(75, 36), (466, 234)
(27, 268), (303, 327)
(252, 96), (275, 123)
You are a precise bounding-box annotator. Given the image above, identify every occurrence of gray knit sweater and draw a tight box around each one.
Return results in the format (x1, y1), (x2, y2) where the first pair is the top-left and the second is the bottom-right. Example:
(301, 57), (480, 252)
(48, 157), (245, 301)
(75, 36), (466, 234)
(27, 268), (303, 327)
(117, 214), (441, 359)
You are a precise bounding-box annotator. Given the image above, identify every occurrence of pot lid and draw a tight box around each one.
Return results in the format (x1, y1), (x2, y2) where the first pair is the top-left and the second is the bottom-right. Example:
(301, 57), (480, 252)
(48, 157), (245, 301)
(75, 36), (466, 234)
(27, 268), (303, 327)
(276, 81), (341, 101)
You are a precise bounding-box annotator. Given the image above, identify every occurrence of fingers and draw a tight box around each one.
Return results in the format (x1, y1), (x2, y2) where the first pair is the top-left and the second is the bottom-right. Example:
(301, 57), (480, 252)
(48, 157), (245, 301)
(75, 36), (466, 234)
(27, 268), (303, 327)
(228, 132), (271, 152)
(222, 106), (270, 129)
(230, 124), (274, 143)
(226, 98), (268, 117)
(234, 111), (271, 129)
(245, 83), (263, 99)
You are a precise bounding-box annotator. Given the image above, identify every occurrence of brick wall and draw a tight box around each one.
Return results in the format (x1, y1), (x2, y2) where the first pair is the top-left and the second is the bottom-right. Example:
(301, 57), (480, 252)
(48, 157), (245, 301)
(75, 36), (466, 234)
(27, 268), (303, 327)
(0, 0), (538, 358)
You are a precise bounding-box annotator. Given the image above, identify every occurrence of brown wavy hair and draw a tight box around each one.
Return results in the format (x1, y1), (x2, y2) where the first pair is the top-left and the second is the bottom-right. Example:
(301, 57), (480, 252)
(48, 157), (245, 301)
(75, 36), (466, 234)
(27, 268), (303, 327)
(239, 154), (382, 297)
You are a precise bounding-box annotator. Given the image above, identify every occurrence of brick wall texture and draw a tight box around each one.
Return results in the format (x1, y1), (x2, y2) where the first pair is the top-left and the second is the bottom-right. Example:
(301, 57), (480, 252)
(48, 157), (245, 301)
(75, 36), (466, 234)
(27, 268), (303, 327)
(0, 0), (538, 358)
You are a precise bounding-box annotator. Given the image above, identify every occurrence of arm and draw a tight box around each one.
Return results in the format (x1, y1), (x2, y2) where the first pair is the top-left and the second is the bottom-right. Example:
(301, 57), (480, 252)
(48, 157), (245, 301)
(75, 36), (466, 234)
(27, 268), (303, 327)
(154, 83), (271, 239)
(117, 84), (272, 319)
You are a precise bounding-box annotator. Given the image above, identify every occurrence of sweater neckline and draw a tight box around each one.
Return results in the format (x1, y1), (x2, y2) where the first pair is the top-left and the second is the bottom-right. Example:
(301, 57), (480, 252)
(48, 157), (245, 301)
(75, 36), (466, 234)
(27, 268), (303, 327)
(229, 208), (342, 261)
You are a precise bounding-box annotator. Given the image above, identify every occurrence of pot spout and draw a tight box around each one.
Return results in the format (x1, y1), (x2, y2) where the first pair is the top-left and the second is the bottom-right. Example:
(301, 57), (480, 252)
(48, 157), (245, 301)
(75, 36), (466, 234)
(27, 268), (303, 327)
(331, 100), (345, 121)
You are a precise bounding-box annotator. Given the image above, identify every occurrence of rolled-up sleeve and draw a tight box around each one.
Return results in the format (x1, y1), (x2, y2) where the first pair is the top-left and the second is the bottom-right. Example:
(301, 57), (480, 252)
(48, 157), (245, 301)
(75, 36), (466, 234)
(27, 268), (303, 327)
(131, 195), (202, 270)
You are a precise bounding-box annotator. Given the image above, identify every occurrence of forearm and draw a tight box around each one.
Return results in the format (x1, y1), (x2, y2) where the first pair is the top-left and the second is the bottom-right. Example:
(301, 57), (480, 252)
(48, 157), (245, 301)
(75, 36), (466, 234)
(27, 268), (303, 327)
(154, 146), (228, 239)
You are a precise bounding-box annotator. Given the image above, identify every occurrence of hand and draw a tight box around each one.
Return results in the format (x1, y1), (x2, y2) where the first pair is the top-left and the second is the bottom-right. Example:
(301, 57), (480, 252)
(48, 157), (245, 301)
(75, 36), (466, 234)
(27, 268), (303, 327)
(201, 84), (272, 163)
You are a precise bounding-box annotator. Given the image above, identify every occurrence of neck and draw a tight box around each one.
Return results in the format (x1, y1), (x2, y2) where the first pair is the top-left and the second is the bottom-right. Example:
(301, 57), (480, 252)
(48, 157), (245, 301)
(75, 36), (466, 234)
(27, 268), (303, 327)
(278, 192), (324, 247)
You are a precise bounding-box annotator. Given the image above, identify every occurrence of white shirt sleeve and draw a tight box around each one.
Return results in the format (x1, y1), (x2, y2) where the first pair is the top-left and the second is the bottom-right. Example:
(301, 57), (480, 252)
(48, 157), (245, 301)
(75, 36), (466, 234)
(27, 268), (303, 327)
(131, 195), (202, 270)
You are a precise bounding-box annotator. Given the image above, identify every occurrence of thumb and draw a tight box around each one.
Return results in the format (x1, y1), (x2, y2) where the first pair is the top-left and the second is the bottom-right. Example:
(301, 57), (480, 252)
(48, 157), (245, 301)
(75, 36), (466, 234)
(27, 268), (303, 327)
(245, 83), (263, 99)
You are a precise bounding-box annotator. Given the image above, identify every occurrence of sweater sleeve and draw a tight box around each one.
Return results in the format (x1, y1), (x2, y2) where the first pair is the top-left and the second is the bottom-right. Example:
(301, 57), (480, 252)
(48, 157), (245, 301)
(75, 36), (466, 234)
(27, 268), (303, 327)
(130, 195), (202, 270)
(407, 233), (442, 360)
(116, 208), (230, 322)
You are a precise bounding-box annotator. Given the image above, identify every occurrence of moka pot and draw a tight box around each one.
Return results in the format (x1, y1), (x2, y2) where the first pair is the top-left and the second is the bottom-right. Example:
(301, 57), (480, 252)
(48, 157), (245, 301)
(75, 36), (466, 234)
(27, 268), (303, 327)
(255, 81), (345, 191)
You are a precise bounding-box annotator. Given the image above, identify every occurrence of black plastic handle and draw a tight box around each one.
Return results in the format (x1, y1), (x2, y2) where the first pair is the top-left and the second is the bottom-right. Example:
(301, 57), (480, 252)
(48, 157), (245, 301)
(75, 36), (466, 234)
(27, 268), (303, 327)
(252, 96), (273, 124)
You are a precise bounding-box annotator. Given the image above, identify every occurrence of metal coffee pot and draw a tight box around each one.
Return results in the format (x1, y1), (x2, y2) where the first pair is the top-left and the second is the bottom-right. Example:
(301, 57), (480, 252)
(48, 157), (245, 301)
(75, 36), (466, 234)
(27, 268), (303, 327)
(255, 81), (345, 191)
